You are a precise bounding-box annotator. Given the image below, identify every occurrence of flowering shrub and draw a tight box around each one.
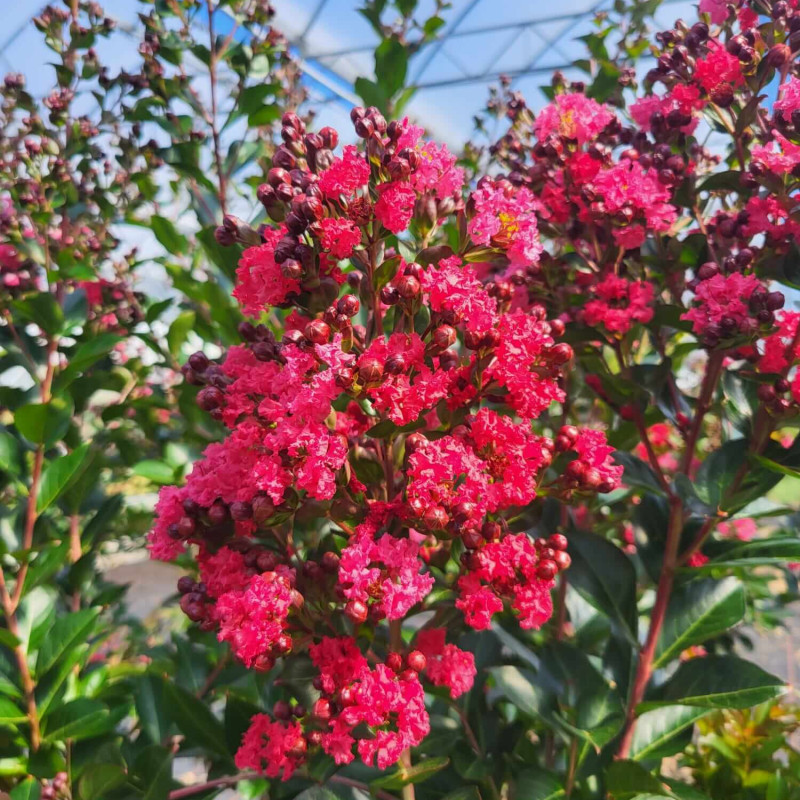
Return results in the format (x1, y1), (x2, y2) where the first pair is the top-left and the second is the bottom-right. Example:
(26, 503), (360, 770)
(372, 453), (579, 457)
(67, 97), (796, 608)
(138, 0), (800, 796)
(6, 0), (800, 799)
(149, 106), (623, 781)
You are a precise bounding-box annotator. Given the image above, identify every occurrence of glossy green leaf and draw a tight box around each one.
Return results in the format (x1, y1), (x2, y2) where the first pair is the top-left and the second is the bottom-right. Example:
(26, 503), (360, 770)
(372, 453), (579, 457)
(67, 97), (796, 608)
(751, 453), (800, 480)
(370, 756), (449, 790)
(612, 452), (666, 494)
(12, 294), (63, 336)
(132, 459), (176, 485)
(42, 698), (113, 742)
(78, 763), (127, 800)
(699, 537), (800, 568)
(36, 607), (100, 677)
(140, 747), (173, 800)
(374, 255), (401, 291)
(167, 310), (196, 358)
(606, 761), (671, 798)
(567, 528), (638, 644)
(14, 398), (72, 446)
(135, 674), (170, 746)
(151, 214), (188, 254)
(0, 431), (21, 476)
(0, 696), (27, 723)
(630, 705), (711, 761)
(489, 665), (555, 721)
(10, 778), (41, 800)
(163, 679), (230, 758)
(374, 36), (408, 98)
(654, 577), (745, 667)
(36, 443), (91, 513)
(642, 656), (785, 710)
(514, 769), (565, 800)
(55, 334), (121, 390)
(292, 789), (339, 800)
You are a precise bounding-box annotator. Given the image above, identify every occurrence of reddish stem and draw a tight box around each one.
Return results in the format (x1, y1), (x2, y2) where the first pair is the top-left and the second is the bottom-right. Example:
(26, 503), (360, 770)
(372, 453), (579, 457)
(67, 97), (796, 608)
(617, 494), (683, 758)
(679, 351), (725, 476)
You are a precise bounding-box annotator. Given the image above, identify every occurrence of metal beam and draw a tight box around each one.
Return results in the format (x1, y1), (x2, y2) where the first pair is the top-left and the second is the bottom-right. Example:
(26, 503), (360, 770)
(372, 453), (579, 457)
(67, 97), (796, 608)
(411, 0), (482, 82)
(298, 0), (331, 42)
(302, 0), (688, 62)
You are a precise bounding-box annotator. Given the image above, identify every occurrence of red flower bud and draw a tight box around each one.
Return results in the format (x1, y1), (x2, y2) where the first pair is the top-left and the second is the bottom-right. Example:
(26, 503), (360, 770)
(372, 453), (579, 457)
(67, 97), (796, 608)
(406, 650), (427, 672)
(536, 559), (558, 580)
(305, 320), (331, 344)
(396, 275), (421, 300)
(345, 599), (368, 623)
(358, 356), (384, 385)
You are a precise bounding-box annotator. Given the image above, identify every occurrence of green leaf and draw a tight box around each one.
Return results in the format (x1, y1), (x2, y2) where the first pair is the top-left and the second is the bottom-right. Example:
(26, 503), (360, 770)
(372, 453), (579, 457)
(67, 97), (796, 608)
(654, 577), (745, 667)
(370, 756), (449, 790)
(78, 763), (127, 800)
(354, 77), (389, 111)
(374, 36), (408, 98)
(374, 255), (401, 291)
(698, 537), (800, 569)
(642, 656), (785, 710)
(539, 642), (624, 748)
(0, 628), (21, 649)
(613, 452), (666, 495)
(0, 696), (27, 723)
(36, 607), (100, 677)
(751, 453), (800, 480)
(36, 444), (92, 513)
(151, 215), (188, 254)
(247, 103), (280, 127)
(135, 674), (171, 746)
(238, 82), (278, 115)
(42, 698), (113, 742)
(36, 644), (90, 718)
(14, 398), (72, 446)
(197, 226), (242, 281)
(606, 761), (671, 798)
(12, 293), (63, 336)
(167, 311), (196, 358)
(630, 705), (711, 761)
(0, 431), (21, 475)
(163, 680), (230, 758)
(292, 789), (339, 800)
(140, 747), (173, 800)
(514, 769), (565, 800)
(567, 528), (638, 644)
(10, 778), (41, 800)
(55, 334), (121, 390)
(132, 460), (176, 485)
(664, 780), (712, 800)
(489, 665), (555, 721)
(694, 439), (748, 509)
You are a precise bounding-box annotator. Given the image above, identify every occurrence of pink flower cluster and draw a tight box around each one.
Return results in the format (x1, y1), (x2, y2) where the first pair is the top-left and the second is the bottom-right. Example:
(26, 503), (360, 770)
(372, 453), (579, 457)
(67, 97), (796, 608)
(582, 275), (655, 335)
(148, 113), (625, 779)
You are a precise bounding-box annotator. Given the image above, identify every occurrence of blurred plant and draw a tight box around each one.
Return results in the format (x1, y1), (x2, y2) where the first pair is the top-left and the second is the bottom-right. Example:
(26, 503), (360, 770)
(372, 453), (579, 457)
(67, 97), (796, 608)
(0, 0), (307, 797)
(681, 699), (800, 800)
(356, 0), (451, 117)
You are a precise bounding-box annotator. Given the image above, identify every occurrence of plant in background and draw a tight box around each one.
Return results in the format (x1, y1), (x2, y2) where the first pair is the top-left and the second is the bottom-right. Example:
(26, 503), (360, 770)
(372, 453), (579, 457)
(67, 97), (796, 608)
(680, 699), (800, 800)
(0, 1), (305, 797)
(0, 3), (174, 789)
